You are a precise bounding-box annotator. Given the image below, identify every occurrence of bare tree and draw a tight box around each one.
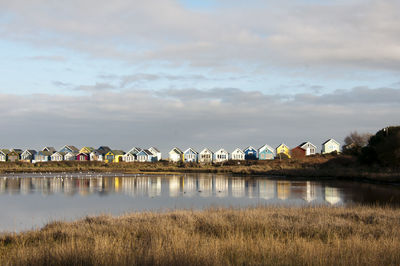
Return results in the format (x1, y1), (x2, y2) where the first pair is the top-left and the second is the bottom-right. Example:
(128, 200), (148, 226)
(344, 131), (371, 147)
(343, 131), (372, 155)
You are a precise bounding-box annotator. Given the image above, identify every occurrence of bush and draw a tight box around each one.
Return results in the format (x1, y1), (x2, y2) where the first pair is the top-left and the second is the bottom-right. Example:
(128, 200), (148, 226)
(361, 126), (400, 167)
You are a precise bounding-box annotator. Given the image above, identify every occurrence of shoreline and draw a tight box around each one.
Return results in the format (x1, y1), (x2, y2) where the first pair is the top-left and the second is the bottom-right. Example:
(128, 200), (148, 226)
(0, 154), (399, 185)
(1, 168), (399, 186)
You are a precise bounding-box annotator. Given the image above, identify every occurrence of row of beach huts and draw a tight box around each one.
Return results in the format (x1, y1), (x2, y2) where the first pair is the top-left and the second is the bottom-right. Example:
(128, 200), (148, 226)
(0, 139), (341, 163)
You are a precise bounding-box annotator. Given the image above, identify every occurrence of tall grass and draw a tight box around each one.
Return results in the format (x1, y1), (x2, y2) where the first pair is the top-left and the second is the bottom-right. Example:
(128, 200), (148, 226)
(1, 205), (399, 265)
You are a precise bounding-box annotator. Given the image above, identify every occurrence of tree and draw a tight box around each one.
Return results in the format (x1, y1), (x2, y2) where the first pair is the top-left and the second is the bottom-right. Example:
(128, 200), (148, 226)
(343, 131), (372, 155)
(344, 131), (371, 147)
(361, 126), (400, 167)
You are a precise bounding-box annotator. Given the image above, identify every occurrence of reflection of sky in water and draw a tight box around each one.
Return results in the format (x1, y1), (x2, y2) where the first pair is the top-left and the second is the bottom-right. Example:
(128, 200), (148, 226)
(0, 173), (400, 232)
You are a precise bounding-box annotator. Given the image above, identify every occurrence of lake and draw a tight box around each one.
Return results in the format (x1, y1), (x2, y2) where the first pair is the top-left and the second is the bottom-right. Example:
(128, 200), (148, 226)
(1, 172), (399, 232)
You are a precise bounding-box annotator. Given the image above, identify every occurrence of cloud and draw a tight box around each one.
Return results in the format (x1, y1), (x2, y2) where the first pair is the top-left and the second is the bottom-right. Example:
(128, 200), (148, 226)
(120, 73), (160, 87)
(115, 73), (211, 87)
(26, 55), (67, 62)
(55, 73), (228, 94)
(295, 86), (400, 105)
(0, 86), (397, 155)
(0, 1), (399, 155)
(309, 85), (324, 93)
(159, 87), (272, 105)
(74, 82), (116, 92)
(52, 81), (71, 87)
(1, 0), (399, 72)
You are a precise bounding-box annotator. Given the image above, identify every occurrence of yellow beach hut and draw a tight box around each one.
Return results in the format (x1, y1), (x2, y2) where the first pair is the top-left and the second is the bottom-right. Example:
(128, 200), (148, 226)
(276, 143), (291, 159)
(105, 150), (125, 163)
(113, 150), (125, 163)
(80, 147), (94, 154)
(105, 151), (115, 163)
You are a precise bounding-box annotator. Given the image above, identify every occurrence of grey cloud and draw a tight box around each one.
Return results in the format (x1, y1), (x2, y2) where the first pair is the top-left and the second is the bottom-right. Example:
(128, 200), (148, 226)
(52, 81), (71, 87)
(160, 87), (274, 105)
(164, 74), (208, 81)
(310, 85), (324, 93)
(54, 73), (220, 94)
(120, 73), (160, 87)
(161, 86), (400, 108)
(391, 81), (400, 88)
(120, 73), (211, 87)
(74, 82), (116, 92)
(295, 87), (400, 105)
(97, 74), (119, 80)
(280, 84), (325, 94)
(26, 55), (67, 62)
(0, 86), (397, 155)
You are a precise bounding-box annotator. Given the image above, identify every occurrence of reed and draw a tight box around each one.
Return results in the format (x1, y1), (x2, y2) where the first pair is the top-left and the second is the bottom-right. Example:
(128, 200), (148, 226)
(1, 205), (399, 265)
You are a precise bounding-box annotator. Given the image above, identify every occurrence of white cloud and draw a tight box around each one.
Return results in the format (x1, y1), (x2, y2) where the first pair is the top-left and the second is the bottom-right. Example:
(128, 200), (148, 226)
(1, 0), (399, 71)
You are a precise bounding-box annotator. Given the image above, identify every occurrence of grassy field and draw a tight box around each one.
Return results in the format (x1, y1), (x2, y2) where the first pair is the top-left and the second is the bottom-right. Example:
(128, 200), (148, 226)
(0, 206), (399, 265)
(0, 154), (399, 183)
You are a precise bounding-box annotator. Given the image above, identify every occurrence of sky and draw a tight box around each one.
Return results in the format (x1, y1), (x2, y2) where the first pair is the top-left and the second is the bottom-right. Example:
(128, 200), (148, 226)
(0, 0), (399, 155)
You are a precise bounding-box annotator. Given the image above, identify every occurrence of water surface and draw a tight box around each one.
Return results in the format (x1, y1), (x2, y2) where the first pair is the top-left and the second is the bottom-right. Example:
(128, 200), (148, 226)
(1, 173), (399, 232)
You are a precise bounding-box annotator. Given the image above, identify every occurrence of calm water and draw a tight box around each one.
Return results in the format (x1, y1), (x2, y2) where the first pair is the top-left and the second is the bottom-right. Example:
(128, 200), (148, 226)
(0, 173), (400, 232)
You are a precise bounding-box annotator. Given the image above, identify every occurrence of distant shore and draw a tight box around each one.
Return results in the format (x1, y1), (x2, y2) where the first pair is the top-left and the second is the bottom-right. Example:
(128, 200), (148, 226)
(0, 154), (399, 185)
(1, 206), (399, 265)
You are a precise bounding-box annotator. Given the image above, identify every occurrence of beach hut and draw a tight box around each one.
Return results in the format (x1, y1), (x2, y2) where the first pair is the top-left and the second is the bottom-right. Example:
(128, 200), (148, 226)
(51, 152), (66, 161)
(0, 149), (10, 162)
(79, 147), (94, 154)
(321, 139), (340, 154)
(64, 152), (78, 161)
(8, 150), (22, 162)
(90, 149), (105, 161)
(137, 149), (156, 162)
(104, 151), (115, 163)
(104, 150), (125, 163)
(258, 144), (275, 160)
(276, 143), (291, 159)
(199, 148), (214, 164)
(21, 150), (37, 162)
(59, 145), (79, 154)
(231, 148), (245, 160)
(214, 149), (229, 163)
(148, 147), (161, 161)
(168, 148), (183, 162)
(290, 146), (306, 158)
(42, 147), (56, 154)
(77, 153), (90, 161)
(183, 148), (198, 163)
(244, 146), (258, 160)
(98, 146), (111, 153)
(123, 152), (137, 162)
(127, 147), (141, 154)
(299, 142), (317, 156)
(34, 151), (52, 162)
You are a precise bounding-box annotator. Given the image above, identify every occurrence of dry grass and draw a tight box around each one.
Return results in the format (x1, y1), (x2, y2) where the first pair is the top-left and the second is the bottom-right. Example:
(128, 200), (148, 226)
(1, 206), (400, 265)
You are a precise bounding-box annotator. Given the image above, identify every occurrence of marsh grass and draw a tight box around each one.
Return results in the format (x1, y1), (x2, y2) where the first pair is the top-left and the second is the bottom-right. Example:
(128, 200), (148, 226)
(1, 206), (400, 265)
